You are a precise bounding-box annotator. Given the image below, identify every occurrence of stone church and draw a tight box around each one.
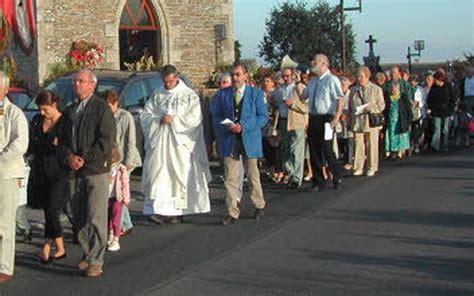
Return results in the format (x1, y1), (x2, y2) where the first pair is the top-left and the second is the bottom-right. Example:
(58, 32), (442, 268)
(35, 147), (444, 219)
(7, 0), (234, 87)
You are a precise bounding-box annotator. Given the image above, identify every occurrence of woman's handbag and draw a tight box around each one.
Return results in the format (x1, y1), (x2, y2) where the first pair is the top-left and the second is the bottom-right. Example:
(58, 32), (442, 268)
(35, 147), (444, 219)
(368, 112), (385, 128)
(264, 111), (279, 137)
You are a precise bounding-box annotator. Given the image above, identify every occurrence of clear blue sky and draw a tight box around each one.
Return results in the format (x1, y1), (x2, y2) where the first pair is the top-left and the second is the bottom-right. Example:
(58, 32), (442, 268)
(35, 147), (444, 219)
(234, 0), (474, 65)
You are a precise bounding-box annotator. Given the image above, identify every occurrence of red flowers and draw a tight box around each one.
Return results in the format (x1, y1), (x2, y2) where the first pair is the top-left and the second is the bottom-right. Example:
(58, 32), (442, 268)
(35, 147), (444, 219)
(68, 40), (105, 69)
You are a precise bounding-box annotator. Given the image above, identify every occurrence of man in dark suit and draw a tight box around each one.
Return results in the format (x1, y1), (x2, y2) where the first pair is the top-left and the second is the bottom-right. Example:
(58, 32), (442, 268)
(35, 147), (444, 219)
(211, 61), (268, 225)
(66, 69), (116, 277)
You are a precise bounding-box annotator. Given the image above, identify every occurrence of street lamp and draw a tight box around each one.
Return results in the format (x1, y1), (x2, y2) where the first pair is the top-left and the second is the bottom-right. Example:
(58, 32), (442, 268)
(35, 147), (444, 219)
(406, 40), (425, 73)
(340, 0), (362, 73)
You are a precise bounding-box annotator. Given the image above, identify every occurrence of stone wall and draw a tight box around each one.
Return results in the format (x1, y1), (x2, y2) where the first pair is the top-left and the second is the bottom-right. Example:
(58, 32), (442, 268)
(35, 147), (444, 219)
(10, 0), (234, 88)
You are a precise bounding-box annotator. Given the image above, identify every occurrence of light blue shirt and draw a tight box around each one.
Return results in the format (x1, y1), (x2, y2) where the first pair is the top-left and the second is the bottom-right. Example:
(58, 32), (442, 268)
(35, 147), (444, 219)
(304, 70), (343, 115)
(276, 83), (295, 119)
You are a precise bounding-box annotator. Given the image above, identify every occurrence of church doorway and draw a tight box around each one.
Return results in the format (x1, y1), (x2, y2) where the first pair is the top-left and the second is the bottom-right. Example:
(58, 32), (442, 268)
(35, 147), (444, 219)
(119, 0), (160, 69)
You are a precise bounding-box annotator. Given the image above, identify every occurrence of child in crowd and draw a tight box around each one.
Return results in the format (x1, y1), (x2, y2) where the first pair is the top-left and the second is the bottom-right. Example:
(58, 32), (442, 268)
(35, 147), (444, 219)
(107, 148), (131, 252)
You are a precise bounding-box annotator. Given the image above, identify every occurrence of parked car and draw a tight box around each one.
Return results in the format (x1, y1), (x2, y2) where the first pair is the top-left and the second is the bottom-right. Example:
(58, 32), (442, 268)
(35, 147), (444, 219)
(24, 69), (193, 158)
(8, 86), (33, 110)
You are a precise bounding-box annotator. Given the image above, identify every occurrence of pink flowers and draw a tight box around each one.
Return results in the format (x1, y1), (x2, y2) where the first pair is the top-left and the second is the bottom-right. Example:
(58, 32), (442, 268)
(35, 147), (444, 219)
(68, 40), (105, 69)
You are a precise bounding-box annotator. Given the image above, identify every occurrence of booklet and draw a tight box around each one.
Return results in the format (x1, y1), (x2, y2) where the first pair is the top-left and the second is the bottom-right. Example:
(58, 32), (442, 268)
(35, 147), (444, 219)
(220, 118), (235, 127)
(324, 122), (333, 140)
(355, 103), (370, 116)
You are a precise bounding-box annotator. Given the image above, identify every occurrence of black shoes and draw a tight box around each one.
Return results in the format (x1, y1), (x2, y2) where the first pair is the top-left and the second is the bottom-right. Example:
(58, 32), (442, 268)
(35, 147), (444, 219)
(148, 215), (165, 225)
(18, 229), (32, 243)
(169, 216), (183, 224)
(254, 209), (265, 220)
(222, 216), (237, 226)
(333, 178), (342, 190)
(286, 182), (300, 190)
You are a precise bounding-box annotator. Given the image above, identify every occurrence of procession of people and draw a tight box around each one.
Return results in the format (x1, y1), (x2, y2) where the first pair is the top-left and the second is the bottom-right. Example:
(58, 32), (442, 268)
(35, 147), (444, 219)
(0, 53), (472, 282)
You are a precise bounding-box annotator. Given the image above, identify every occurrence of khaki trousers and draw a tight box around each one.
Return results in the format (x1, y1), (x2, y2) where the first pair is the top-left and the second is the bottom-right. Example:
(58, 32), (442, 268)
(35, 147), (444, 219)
(224, 156), (265, 219)
(353, 129), (380, 173)
(0, 179), (19, 275)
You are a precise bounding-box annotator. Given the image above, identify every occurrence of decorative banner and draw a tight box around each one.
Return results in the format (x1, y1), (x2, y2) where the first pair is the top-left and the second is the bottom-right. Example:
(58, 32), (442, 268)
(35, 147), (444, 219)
(2, 0), (35, 55)
(0, 11), (11, 55)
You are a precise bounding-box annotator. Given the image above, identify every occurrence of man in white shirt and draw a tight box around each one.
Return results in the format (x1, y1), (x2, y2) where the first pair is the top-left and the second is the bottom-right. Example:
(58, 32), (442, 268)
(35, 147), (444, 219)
(0, 71), (29, 283)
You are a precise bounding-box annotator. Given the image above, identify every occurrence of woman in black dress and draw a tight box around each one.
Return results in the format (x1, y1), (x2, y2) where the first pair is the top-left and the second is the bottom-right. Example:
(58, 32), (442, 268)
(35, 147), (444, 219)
(27, 91), (71, 263)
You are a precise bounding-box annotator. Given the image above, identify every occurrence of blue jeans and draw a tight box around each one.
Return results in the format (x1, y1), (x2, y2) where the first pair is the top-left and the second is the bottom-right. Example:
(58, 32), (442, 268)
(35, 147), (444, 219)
(431, 116), (450, 151)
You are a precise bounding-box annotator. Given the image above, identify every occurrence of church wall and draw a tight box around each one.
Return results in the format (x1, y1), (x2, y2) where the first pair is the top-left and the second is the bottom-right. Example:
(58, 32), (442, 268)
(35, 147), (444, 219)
(10, 0), (234, 89)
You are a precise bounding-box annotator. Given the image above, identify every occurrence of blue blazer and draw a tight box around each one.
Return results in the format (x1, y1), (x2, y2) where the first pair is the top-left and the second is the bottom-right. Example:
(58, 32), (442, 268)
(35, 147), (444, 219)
(210, 85), (268, 159)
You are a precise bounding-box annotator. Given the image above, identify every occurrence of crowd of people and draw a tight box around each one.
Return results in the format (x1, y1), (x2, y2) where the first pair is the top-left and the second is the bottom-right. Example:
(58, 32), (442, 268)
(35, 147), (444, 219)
(0, 54), (472, 282)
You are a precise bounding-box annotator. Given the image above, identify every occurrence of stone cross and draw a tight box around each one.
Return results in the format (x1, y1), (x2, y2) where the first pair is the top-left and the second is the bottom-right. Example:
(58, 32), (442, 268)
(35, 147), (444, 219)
(365, 35), (377, 55)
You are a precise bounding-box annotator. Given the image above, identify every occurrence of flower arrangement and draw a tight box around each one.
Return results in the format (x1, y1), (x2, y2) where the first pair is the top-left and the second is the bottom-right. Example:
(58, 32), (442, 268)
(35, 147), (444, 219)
(68, 40), (105, 69)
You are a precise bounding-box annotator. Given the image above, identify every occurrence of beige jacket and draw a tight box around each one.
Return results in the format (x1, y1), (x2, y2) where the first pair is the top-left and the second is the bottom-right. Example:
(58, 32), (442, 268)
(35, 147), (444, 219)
(286, 83), (308, 131)
(0, 97), (28, 180)
(349, 82), (385, 133)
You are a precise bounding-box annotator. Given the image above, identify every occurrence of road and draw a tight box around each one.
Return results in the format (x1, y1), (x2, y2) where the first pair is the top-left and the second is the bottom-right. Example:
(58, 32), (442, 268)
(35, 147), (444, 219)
(1, 148), (473, 295)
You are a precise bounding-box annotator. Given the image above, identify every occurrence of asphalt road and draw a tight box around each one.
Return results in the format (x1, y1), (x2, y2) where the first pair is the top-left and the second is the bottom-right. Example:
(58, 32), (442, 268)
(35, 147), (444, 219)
(1, 147), (473, 296)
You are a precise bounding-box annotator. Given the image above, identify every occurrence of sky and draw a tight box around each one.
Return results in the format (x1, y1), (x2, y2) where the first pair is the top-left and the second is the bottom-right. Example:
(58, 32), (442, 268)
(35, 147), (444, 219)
(234, 0), (474, 65)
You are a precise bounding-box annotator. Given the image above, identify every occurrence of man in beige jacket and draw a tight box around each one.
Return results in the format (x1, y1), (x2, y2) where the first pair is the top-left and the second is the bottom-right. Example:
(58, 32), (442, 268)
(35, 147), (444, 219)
(349, 66), (385, 176)
(273, 68), (308, 189)
(0, 71), (29, 283)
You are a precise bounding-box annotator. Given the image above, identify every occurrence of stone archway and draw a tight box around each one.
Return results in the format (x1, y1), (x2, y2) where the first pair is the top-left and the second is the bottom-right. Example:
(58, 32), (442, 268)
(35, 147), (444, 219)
(116, 0), (169, 69)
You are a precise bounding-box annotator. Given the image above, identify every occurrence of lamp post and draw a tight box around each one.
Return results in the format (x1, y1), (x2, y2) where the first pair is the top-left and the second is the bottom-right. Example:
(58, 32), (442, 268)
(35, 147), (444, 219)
(406, 40), (425, 73)
(340, 0), (362, 73)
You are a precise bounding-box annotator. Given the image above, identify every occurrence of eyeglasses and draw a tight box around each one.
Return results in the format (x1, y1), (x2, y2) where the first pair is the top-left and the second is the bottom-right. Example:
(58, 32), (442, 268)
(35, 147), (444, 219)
(73, 79), (93, 84)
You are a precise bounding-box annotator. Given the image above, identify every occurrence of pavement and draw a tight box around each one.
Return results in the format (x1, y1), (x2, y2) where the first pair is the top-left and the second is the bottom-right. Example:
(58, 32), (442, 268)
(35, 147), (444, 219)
(0, 147), (473, 295)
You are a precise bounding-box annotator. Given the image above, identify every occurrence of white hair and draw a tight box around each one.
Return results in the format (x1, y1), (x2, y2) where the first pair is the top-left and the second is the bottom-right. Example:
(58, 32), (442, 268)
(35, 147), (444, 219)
(77, 69), (97, 83)
(0, 71), (10, 89)
(314, 54), (330, 67)
(216, 72), (231, 83)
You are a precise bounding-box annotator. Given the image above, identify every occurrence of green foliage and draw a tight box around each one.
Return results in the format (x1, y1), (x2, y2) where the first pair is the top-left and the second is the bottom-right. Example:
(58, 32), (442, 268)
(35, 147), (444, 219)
(447, 52), (474, 80)
(43, 59), (76, 86)
(259, 1), (356, 70)
(234, 40), (242, 61)
(0, 54), (25, 87)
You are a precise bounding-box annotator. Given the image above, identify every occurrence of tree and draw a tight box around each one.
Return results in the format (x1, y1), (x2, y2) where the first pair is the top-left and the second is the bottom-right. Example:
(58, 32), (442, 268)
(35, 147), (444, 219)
(234, 40), (242, 61)
(259, 1), (356, 71)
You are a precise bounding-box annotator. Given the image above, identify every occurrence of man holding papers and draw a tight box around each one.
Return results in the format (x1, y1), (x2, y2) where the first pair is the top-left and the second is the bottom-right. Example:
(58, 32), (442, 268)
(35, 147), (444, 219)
(301, 54), (344, 192)
(210, 61), (268, 225)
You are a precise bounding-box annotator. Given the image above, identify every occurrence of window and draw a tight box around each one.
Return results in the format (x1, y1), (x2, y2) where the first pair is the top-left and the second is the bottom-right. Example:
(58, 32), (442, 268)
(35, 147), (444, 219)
(120, 0), (158, 31)
(122, 80), (151, 108)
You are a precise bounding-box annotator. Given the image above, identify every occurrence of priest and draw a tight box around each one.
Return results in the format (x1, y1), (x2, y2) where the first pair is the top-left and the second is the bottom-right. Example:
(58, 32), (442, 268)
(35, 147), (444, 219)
(141, 65), (211, 224)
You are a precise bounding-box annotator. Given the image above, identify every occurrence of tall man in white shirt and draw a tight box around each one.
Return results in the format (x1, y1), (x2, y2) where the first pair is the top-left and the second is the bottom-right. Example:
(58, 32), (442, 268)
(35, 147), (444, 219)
(301, 54), (344, 192)
(0, 71), (29, 283)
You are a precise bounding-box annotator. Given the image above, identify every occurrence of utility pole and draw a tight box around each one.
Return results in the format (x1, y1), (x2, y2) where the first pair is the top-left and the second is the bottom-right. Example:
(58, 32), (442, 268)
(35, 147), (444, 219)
(340, 0), (361, 73)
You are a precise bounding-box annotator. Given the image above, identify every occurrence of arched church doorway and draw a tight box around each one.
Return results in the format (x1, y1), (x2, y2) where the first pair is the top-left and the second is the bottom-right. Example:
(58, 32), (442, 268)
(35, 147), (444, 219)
(119, 0), (160, 69)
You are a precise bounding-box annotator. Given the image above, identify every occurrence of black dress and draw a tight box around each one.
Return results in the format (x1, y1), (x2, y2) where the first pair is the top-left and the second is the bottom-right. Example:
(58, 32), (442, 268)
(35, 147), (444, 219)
(27, 114), (72, 239)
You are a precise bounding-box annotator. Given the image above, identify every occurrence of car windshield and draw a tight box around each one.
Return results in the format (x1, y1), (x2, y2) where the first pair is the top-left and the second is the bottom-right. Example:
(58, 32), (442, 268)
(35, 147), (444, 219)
(8, 92), (31, 109)
(26, 78), (123, 111)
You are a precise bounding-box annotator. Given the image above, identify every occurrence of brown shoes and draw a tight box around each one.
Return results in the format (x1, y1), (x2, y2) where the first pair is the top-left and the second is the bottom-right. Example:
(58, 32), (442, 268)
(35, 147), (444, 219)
(0, 273), (12, 283)
(78, 259), (89, 271)
(85, 265), (103, 278)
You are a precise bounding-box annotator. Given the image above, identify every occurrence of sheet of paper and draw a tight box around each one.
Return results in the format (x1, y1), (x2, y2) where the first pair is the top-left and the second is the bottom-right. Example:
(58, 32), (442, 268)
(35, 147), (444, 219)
(324, 122), (333, 140)
(355, 103), (370, 116)
(220, 118), (235, 127)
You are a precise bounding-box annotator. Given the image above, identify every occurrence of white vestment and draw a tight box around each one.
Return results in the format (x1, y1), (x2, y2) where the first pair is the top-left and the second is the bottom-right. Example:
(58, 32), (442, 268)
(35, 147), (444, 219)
(140, 80), (211, 216)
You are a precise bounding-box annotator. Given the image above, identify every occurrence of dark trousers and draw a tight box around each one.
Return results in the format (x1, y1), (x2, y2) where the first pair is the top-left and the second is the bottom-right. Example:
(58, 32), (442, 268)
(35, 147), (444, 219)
(70, 173), (109, 267)
(43, 180), (68, 239)
(308, 114), (342, 187)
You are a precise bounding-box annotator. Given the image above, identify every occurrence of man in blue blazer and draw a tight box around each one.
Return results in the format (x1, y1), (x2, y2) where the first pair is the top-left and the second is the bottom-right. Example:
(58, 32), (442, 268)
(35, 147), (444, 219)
(211, 61), (268, 225)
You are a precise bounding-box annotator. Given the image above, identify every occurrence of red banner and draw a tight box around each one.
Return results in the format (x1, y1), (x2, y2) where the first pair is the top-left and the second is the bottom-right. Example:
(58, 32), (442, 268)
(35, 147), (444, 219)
(1, 0), (35, 54)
